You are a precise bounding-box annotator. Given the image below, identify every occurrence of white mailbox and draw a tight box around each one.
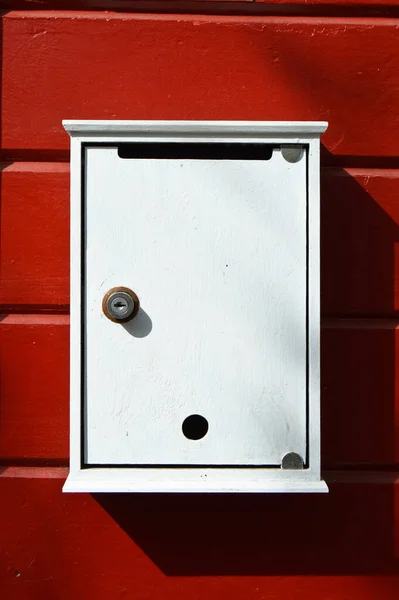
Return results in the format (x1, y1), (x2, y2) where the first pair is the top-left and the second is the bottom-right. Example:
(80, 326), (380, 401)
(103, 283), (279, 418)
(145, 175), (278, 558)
(63, 120), (328, 493)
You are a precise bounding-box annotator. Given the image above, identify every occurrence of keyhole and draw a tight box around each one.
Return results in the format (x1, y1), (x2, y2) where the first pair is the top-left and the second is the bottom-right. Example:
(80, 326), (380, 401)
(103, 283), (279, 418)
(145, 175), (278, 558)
(114, 300), (126, 310)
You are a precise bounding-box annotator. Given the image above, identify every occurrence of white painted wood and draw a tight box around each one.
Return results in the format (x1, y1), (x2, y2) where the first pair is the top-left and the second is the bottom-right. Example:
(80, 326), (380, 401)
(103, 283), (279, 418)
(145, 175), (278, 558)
(63, 120), (328, 493)
(68, 136), (83, 481)
(63, 120), (327, 137)
(63, 468), (329, 493)
(308, 137), (322, 476)
(86, 147), (307, 465)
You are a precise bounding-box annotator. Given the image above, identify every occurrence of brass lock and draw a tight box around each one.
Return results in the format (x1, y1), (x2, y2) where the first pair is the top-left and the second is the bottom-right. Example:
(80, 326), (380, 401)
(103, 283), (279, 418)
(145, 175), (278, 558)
(102, 287), (140, 323)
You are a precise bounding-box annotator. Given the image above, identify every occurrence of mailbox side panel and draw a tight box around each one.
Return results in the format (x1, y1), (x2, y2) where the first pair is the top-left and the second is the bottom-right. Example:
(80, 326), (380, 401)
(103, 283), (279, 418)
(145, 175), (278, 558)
(308, 137), (322, 477)
(69, 137), (83, 478)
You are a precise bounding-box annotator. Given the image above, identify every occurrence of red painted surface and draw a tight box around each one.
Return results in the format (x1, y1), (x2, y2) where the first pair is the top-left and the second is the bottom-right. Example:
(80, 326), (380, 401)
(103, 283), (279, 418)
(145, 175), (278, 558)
(0, 316), (69, 462)
(1, 5), (399, 599)
(322, 320), (399, 467)
(321, 169), (399, 317)
(0, 163), (70, 308)
(2, 13), (399, 157)
(1, 471), (399, 600)
(1, 0), (396, 8)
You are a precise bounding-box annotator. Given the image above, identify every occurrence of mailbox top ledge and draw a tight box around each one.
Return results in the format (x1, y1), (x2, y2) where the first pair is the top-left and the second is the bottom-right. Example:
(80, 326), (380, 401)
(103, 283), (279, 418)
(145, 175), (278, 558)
(62, 120), (328, 139)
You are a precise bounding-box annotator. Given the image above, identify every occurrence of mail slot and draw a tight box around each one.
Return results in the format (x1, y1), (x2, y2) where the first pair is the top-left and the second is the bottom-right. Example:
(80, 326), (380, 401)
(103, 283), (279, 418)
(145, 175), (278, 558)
(63, 120), (328, 493)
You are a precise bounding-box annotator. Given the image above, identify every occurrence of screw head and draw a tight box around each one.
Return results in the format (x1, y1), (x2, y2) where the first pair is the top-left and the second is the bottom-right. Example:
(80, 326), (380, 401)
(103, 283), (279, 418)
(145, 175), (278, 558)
(281, 145), (304, 163)
(102, 287), (140, 323)
(281, 452), (304, 470)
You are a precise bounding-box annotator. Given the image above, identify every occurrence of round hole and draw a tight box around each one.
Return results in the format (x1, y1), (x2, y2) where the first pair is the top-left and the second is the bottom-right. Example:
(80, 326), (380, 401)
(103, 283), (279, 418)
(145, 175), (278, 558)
(182, 414), (209, 440)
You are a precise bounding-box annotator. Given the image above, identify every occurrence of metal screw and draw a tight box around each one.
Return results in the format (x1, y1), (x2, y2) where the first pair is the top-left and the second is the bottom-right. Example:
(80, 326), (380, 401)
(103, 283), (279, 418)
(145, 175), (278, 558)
(281, 452), (304, 470)
(281, 145), (304, 163)
(102, 287), (140, 323)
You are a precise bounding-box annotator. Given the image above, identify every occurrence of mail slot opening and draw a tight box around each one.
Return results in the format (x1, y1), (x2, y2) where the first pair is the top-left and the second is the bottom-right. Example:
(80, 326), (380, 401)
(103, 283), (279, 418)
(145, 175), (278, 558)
(117, 143), (275, 160)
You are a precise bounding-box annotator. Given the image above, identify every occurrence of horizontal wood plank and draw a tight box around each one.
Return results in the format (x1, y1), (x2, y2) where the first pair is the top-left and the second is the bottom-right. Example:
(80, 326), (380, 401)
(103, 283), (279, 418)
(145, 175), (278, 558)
(1, 0), (395, 7)
(1, 470), (399, 599)
(1, 315), (399, 466)
(321, 168), (399, 317)
(1, 0), (397, 13)
(322, 319), (399, 468)
(2, 164), (399, 316)
(0, 163), (70, 308)
(0, 315), (69, 462)
(2, 13), (399, 157)
(1, 0), (397, 10)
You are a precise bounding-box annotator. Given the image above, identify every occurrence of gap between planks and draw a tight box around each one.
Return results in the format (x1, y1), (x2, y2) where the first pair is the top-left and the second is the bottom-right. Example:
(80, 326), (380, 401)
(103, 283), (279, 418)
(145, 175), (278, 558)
(2, 9), (399, 23)
(2, 314), (399, 328)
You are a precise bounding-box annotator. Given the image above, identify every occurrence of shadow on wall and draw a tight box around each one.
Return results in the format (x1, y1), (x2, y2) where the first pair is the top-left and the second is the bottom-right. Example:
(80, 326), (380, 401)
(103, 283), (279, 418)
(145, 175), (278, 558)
(320, 157), (399, 468)
(93, 477), (399, 576)
(94, 158), (399, 576)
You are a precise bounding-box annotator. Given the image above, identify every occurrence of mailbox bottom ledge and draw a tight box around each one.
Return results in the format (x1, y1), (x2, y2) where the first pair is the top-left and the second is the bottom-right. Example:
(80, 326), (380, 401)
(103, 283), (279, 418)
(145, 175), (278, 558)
(63, 470), (328, 493)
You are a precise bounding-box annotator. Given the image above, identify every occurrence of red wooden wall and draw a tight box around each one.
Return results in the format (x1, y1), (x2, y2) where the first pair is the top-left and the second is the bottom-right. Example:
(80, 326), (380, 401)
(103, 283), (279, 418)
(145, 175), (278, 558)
(1, 1), (399, 598)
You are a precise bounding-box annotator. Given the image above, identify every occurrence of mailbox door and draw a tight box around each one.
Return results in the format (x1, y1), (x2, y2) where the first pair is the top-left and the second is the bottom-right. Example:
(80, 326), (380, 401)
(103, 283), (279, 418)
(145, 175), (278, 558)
(84, 144), (308, 466)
